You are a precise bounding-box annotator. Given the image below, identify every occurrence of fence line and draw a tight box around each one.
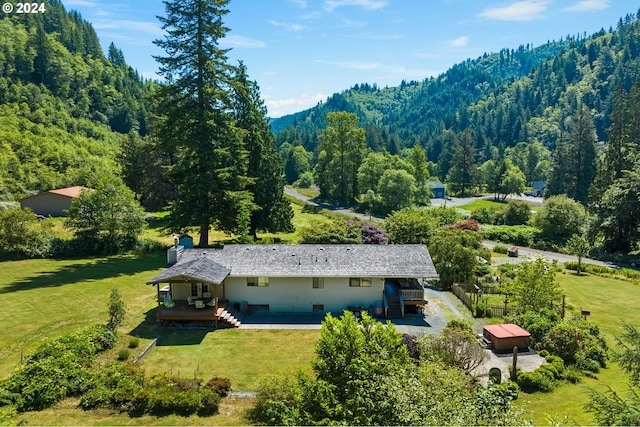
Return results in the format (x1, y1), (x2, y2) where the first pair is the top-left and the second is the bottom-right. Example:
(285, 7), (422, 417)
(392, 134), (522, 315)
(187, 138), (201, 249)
(133, 337), (158, 365)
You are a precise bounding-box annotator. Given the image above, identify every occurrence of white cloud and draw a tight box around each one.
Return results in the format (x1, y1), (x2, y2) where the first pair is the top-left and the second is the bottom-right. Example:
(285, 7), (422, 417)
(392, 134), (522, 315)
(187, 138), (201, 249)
(562, 0), (610, 12)
(324, 0), (387, 12)
(265, 93), (328, 118)
(92, 20), (164, 37)
(290, 0), (307, 7)
(451, 36), (470, 47)
(268, 20), (305, 32)
(479, 1), (549, 21)
(221, 35), (265, 49)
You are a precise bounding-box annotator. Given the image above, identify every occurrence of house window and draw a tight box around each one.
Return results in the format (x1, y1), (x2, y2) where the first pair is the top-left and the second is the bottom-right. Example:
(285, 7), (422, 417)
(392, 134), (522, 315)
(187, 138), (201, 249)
(247, 277), (269, 287)
(313, 304), (324, 312)
(350, 278), (372, 287)
(313, 277), (324, 289)
(190, 283), (198, 296)
(202, 284), (209, 293)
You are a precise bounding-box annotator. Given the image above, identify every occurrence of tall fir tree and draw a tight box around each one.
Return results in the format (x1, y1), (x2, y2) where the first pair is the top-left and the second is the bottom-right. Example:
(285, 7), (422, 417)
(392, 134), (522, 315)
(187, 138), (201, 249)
(546, 103), (597, 204)
(590, 80), (640, 252)
(446, 130), (480, 197)
(152, 0), (254, 246)
(232, 63), (293, 238)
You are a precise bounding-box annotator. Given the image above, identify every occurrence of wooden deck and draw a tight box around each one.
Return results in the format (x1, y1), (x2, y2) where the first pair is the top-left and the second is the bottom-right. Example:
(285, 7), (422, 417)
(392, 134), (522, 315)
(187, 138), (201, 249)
(156, 301), (242, 327)
(157, 300), (219, 321)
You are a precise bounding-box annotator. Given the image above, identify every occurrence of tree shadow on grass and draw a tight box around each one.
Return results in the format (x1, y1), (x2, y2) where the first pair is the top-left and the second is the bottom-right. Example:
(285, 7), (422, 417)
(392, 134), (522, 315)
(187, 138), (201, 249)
(0, 251), (166, 294)
(156, 329), (209, 346)
(129, 307), (209, 345)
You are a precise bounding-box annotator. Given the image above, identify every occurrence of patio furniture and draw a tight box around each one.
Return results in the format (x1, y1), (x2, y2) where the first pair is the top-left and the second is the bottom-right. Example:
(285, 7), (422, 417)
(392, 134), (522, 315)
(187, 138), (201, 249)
(187, 296), (195, 305)
(195, 300), (205, 309)
(163, 295), (175, 308)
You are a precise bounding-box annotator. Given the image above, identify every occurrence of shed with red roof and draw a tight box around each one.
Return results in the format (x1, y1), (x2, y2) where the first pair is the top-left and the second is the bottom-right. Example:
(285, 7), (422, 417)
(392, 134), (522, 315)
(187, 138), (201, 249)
(483, 323), (531, 352)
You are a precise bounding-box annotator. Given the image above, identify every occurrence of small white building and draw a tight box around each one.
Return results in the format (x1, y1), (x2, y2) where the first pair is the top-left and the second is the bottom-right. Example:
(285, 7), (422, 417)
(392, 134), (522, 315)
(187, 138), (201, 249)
(147, 244), (438, 326)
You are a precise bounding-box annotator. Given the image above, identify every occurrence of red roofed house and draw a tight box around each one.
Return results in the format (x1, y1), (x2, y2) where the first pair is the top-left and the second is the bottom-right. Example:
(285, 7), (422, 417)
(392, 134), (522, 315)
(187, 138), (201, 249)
(19, 186), (89, 216)
(482, 323), (531, 352)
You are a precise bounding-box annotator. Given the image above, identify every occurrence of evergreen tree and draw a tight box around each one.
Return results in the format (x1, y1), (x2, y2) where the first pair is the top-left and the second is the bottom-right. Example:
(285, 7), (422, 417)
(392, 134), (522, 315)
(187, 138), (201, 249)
(232, 63), (293, 238)
(152, 0), (254, 246)
(316, 112), (367, 205)
(547, 103), (596, 204)
(590, 80), (640, 252)
(446, 130), (480, 197)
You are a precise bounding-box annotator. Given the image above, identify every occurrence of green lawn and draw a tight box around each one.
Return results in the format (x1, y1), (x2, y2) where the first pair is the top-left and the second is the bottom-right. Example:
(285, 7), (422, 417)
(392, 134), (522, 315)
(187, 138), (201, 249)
(458, 198), (507, 211)
(0, 252), (166, 379)
(517, 270), (640, 425)
(141, 329), (319, 391)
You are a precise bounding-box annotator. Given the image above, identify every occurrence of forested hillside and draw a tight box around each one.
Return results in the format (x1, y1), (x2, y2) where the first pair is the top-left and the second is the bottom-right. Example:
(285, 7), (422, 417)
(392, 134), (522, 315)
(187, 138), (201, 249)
(273, 12), (640, 183)
(0, 0), (150, 200)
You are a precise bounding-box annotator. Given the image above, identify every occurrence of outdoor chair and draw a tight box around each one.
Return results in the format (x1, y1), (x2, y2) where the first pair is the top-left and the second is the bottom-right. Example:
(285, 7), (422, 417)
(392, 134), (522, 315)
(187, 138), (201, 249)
(163, 295), (175, 308)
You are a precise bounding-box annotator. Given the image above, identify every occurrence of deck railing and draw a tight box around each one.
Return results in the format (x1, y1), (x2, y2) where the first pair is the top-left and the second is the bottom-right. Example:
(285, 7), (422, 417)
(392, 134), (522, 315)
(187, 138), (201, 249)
(401, 289), (425, 302)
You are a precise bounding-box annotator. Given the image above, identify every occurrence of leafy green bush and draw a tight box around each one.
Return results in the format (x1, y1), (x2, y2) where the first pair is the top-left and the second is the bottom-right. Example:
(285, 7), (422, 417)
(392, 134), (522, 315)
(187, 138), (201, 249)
(482, 225), (541, 246)
(117, 349), (130, 361)
(542, 320), (608, 368)
(517, 369), (556, 393)
(504, 309), (560, 345)
(501, 200), (531, 226)
(128, 337), (140, 349)
(471, 207), (501, 225)
(1, 325), (114, 411)
(493, 245), (508, 254)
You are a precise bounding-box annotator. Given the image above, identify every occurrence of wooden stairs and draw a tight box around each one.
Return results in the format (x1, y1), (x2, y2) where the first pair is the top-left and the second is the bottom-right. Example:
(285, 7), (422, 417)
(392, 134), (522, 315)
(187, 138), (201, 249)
(216, 307), (242, 328)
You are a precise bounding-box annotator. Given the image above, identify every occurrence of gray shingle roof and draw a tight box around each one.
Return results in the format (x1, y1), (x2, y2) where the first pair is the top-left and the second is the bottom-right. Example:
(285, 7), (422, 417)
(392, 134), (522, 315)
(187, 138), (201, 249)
(155, 244), (437, 279)
(147, 256), (231, 284)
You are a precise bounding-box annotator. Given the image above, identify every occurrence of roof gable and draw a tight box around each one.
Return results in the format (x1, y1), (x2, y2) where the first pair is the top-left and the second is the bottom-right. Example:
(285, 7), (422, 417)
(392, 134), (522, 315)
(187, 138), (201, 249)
(147, 256), (231, 284)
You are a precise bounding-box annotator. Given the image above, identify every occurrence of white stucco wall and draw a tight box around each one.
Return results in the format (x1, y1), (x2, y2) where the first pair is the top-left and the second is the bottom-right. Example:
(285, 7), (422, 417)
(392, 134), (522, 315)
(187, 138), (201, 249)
(224, 276), (384, 313)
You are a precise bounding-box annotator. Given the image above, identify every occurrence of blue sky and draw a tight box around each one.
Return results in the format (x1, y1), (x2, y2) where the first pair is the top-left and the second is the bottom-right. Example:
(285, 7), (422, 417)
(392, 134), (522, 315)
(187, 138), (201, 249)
(63, 0), (637, 117)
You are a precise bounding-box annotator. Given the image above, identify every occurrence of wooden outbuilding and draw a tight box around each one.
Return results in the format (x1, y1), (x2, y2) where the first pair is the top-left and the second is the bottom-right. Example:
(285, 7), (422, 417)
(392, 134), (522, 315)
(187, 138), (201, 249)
(19, 186), (89, 216)
(483, 323), (530, 352)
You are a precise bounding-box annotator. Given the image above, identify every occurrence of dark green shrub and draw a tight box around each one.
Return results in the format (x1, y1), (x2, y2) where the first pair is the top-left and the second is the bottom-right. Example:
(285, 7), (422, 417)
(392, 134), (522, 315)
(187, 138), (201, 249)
(542, 320), (608, 368)
(198, 388), (221, 416)
(502, 200), (531, 226)
(204, 377), (231, 397)
(471, 207), (500, 225)
(128, 337), (140, 349)
(117, 349), (130, 361)
(577, 358), (601, 373)
(563, 365), (583, 383)
(517, 369), (556, 393)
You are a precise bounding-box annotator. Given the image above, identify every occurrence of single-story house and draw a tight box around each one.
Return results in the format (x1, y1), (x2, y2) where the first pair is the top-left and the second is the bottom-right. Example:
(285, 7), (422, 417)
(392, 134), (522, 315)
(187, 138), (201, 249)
(147, 244), (439, 327)
(19, 186), (88, 216)
(482, 323), (531, 352)
(426, 180), (446, 199)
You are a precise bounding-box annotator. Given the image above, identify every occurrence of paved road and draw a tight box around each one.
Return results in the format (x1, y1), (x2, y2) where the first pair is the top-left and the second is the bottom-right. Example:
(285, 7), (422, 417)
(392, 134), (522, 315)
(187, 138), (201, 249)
(484, 241), (612, 267)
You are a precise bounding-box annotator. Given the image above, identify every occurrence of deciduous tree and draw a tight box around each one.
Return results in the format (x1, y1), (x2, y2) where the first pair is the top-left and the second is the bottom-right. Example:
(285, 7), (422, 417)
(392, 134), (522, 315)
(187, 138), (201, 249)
(316, 112), (367, 205)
